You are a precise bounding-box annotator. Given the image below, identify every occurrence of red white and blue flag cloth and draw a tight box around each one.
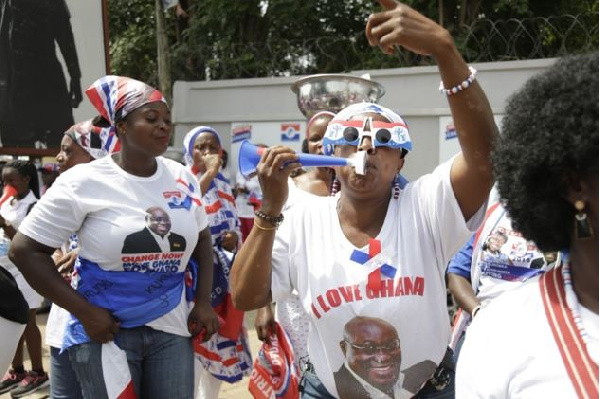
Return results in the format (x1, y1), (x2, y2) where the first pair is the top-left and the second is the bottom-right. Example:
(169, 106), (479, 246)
(101, 342), (136, 399)
(193, 325), (253, 384)
(62, 258), (185, 351)
(183, 125), (250, 382)
(85, 75), (166, 125)
(200, 174), (240, 246)
(541, 264), (598, 398)
(248, 322), (300, 399)
(350, 238), (397, 291)
(64, 119), (120, 159)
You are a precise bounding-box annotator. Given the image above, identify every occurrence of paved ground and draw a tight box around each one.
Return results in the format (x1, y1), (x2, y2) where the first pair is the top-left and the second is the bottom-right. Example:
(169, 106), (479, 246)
(1, 310), (261, 399)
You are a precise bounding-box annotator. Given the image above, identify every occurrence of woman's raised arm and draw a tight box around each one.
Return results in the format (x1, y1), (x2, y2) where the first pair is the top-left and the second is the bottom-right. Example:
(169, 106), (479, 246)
(230, 147), (299, 310)
(366, 0), (498, 220)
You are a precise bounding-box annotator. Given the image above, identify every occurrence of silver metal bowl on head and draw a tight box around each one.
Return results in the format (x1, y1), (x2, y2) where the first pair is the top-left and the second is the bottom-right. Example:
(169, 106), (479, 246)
(290, 73), (385, 119)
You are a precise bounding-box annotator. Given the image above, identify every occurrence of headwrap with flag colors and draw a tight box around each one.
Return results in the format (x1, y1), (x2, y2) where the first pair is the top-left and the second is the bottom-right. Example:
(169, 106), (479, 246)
(64, 119), (120, 159)
(323, 102), (412, 155)
(85, 75), (166, 125)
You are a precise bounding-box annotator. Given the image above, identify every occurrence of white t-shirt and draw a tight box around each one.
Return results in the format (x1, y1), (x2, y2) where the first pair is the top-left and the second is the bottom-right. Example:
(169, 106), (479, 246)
(456, 275), (599, 398)
(271, 159), (484, 397)
(46, 305), (69, 348)
(0, 191), (42, 309)
(46, 239), (78, 348)
(0, 190), (37, 274)
(235, 171), (261, 218)
(20, 156), (208, 338)
(285, 176), (319, 209)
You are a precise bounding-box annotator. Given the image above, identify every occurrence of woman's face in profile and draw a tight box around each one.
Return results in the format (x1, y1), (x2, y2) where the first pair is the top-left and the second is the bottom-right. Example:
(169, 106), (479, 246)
(307, 115), (333, 155)
(56, 135), (93, 174)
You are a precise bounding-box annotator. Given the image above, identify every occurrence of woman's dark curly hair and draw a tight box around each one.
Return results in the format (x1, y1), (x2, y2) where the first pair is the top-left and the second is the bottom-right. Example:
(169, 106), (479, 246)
(492, 53), (598, 252)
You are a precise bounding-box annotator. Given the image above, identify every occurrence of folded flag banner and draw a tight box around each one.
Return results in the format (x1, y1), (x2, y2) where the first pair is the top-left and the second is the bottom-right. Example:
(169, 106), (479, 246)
(102, 342), (136, 399)
(248, 322), (300, 399)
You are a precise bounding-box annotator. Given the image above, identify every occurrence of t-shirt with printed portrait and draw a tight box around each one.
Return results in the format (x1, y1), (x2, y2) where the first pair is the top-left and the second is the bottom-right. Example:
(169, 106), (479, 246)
(19, 156), (208, 338)
(271, 158), (485, 397)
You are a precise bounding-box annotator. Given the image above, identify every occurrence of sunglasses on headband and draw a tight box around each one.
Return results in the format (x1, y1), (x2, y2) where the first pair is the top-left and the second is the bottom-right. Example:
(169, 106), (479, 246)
(322, 117), (412, 155)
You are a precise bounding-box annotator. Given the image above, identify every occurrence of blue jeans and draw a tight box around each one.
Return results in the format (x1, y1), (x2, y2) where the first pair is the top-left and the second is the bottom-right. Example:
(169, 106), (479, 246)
(299, 370), (336, 399)
(68, 327), (194, 399)
(50, 346), (83, 399)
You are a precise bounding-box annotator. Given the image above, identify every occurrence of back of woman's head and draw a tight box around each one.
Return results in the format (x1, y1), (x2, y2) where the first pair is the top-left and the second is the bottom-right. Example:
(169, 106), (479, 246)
(5, 160), (40, 199)
(492, 52), (599, 251)
(91, 115), (111, 128)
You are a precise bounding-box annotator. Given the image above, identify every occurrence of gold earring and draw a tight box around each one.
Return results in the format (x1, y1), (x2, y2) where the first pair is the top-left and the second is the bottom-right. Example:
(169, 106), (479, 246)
(574, 200), (593, 239)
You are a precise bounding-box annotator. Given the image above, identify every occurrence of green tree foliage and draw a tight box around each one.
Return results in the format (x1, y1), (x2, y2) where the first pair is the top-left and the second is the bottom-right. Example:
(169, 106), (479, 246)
(108, 0), (598, 83)
(109, 0), (177, 86)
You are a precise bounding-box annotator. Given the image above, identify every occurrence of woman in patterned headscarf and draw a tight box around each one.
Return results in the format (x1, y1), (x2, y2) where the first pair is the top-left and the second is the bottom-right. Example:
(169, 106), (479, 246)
(183, 126), (252, 399)
(43, 117), (118, 399)
(11, 76), (218, 399)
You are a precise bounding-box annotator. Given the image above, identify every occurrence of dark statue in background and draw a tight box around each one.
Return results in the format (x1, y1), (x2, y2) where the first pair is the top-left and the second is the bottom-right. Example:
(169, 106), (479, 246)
(0, 0), (82, 148)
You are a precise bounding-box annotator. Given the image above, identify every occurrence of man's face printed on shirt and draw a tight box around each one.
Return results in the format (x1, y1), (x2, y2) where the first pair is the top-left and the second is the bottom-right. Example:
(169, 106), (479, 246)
(487, 232), (508, 253)
(146, 207), (171, 237)
(342, 316), (402, 392)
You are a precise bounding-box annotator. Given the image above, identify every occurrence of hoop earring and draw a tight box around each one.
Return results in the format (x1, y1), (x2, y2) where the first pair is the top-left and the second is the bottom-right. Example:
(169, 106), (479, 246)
(392, 176), (400, 199)
(330, 178), (340, 196)
(574, 200), (593, 239)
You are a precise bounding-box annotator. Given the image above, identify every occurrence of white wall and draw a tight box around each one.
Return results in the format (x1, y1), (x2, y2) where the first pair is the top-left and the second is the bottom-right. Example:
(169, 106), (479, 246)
(173, 58), (555, 181)
(59, 0), (108, 124)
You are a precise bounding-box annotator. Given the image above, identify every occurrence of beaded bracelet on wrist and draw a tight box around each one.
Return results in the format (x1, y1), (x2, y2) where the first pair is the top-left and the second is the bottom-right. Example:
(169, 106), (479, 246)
(439, 66), (477, 96)
(255, 209), (284, 228)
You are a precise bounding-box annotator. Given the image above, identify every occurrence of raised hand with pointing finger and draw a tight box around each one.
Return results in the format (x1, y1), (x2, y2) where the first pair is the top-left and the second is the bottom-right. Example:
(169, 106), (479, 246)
(368, 0), (497, 221)
(366, 0), (453, 56)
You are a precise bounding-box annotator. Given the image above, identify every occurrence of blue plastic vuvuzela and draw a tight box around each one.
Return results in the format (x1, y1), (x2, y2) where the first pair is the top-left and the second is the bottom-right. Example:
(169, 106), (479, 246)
(238, 140), (364, 178)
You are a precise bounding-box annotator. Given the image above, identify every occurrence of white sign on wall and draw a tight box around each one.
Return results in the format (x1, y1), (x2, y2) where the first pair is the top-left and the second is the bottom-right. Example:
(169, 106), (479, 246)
(63, 0), (108, 125)
(438, 115), (504, 165)
(230, 121), (305, 178)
